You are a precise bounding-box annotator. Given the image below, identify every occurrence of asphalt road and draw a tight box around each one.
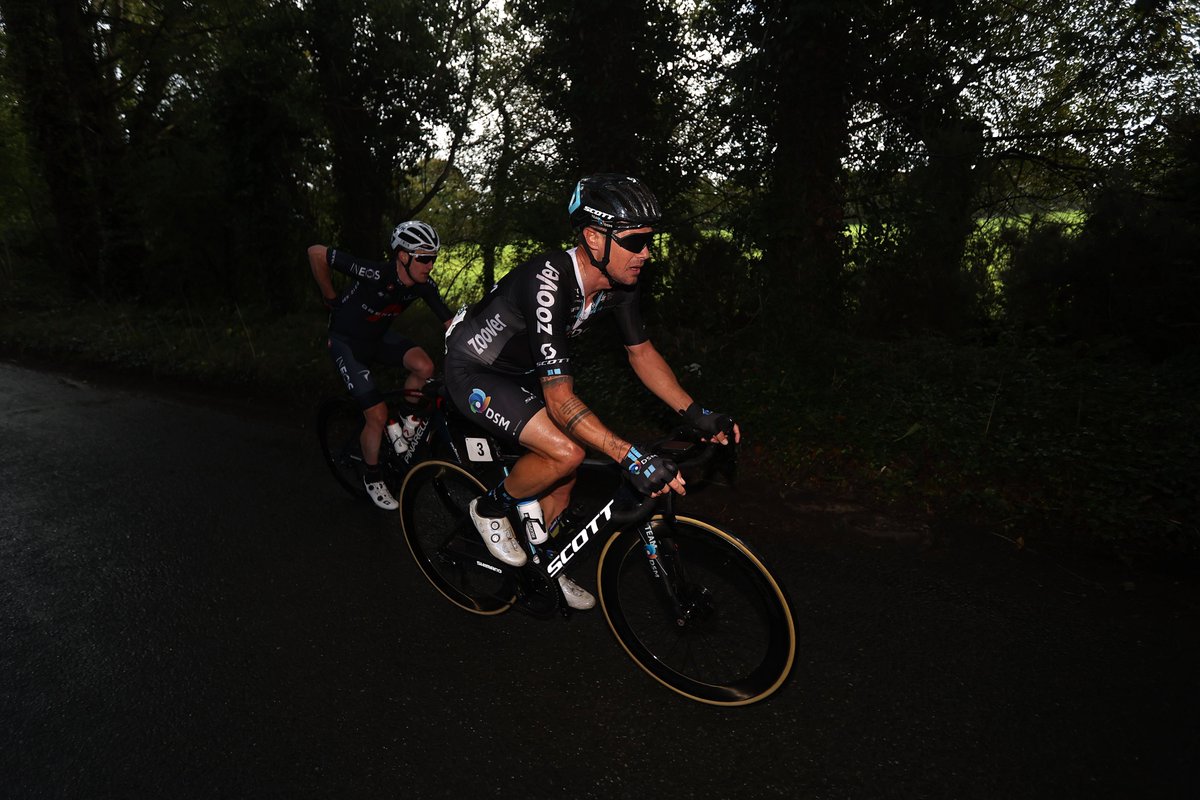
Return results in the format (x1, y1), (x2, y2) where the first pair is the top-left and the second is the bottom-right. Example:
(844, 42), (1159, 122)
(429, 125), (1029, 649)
(2, 360), (1198, 799)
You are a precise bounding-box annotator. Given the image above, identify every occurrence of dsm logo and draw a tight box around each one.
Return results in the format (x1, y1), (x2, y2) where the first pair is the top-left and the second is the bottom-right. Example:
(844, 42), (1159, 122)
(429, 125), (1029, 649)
(467, 387), (513, 431)
(468, 388), (490, 414)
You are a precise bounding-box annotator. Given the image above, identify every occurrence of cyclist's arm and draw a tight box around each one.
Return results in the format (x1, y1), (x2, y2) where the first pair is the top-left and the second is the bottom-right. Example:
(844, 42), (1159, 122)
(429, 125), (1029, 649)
(612, 293), (701, 420)
(626, 341), (741, 445)
(540, 375), (630, 463)
(542, 374), (687, 495)
(416, 280), (455, 330)
(307, 245), (338, 304)
(625, 340), (694, 415)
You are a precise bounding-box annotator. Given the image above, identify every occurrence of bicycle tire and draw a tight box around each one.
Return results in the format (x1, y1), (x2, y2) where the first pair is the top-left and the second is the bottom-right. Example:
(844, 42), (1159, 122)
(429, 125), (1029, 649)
(317, 397), (368, 500)
(399, 460), (515, 615)
(597, 516), (796, 706)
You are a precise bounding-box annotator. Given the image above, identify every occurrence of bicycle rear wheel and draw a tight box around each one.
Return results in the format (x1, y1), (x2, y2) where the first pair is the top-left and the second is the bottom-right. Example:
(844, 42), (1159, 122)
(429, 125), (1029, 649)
(399, 460), (515, 615)
(597, 516), (796, 706)
(317, 397), (367, 499)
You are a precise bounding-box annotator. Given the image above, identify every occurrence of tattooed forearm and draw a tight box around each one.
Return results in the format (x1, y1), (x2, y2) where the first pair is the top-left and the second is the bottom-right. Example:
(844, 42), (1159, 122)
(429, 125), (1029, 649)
(602, 430), (625, 456)
(541, 375), (627, 458)
(558, 396), (594, 433)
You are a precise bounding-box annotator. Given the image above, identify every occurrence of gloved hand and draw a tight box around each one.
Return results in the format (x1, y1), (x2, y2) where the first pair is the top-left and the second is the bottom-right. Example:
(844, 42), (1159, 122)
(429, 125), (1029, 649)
(621, 446), (679, 496)
(682, 402), (735, 440)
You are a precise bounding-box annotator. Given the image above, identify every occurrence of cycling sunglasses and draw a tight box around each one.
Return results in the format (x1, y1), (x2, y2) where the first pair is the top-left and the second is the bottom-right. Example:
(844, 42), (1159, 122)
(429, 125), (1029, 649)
(407, 252), (437, 264)
(610, 229), (655, 254)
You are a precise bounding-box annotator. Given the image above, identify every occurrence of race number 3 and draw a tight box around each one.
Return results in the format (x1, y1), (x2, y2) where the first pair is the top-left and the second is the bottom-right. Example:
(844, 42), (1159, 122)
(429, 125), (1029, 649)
(465, 437), (493, 462)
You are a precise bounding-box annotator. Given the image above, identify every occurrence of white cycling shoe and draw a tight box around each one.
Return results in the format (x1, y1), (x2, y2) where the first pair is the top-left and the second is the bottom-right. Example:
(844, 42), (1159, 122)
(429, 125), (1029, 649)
(557, 574), (595, 611)
(469, 499), (527, 567)
(363, 476), (398, 511)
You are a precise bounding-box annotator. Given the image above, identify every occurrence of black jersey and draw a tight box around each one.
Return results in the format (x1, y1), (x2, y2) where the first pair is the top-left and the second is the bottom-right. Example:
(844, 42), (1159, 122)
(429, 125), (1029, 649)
(447, 248), (648, 379)
(325, 247), (453, 340)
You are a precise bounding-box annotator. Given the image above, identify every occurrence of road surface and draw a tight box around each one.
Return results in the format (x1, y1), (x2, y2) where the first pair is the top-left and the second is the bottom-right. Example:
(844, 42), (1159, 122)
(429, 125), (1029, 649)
(2, 361), (1197, 798)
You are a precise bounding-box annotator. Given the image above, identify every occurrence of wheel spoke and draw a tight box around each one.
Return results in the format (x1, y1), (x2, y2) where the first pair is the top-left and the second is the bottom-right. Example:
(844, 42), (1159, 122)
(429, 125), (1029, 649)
(598, 517), (796, 706)
(399, 460), (514, 616)
(317, 398), (368, 500)
(430, 474), (468, 520)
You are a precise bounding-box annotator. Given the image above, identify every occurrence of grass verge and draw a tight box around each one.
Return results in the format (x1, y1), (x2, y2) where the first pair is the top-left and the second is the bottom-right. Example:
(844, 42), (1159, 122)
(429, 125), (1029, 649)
(3, 286), (1198, 571)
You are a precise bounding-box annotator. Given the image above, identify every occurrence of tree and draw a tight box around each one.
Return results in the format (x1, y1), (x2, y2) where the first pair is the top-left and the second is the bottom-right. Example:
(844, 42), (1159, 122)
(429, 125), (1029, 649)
(511, 0), (684, 176)
(0, 28), (46, 267)
(761, 1), (855, 324)
(0, 0), (129, 292)
(848, 0), (1200, 334)
(505, 0), (695, 248)
(452, 7), (559, 291)
(697, 0), (862, 327)
(302, 0), (456, 257)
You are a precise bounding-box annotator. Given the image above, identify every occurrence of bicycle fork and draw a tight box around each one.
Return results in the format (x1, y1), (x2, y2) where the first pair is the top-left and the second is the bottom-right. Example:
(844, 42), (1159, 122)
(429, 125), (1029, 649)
(635, 519), (693, 625)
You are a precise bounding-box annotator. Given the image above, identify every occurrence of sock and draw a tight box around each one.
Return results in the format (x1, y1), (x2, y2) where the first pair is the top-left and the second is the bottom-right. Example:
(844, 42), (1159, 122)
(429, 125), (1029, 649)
(364, 462), (381, 482)
(476, 479), (518, 518)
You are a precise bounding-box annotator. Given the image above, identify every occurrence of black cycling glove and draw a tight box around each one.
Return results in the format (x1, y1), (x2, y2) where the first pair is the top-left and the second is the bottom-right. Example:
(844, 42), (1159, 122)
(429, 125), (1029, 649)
(682, 402), (735, 439)
(621, 446), (679, 496)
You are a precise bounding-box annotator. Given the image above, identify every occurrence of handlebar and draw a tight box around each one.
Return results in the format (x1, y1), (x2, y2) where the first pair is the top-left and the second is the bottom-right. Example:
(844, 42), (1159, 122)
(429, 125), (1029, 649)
(607, 426), (738, 527)
(650, 425), (734, 479)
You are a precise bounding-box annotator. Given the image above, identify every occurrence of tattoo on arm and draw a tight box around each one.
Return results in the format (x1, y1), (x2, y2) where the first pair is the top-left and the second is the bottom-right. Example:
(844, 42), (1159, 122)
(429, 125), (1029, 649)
(558, 396), (594, 433)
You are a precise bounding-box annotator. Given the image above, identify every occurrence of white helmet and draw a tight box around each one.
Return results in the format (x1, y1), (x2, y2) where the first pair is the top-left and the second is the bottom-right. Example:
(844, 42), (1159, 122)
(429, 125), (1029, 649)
(390, 220), (440, 254)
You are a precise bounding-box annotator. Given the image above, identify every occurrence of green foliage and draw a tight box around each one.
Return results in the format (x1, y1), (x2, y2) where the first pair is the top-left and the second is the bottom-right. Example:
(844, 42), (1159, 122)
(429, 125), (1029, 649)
(0, 29), (44, 270)
(4, 0), (1200, 566)
(644, 321), (1200, 557)
(5, 246), (1200, 559)
(1000, 119), (1200, 357)
(649, 232), (766, 338)
(841, 0), (1200, 336)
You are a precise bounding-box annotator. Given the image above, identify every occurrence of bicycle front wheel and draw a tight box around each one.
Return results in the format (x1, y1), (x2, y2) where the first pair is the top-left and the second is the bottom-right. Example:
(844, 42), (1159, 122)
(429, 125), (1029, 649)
(317, 397), (367, 500)
(597, 516), (796, 706)
(399, 460), (515, 615)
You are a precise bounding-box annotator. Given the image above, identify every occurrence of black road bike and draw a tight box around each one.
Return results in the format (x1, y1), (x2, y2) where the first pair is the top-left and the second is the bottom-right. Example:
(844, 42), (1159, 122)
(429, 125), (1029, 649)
(396, 397), (797, 706)
(316, 386), (447, 503)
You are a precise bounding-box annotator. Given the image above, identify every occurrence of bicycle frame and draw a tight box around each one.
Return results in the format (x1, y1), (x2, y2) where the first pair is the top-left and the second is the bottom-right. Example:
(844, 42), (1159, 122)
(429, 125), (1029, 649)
(398, 416), (796, 705)
(388, 383), (483, 471)
(468, 439), (707, 621)
(544, 498), (615, 578)
(412, 380), (722, 618)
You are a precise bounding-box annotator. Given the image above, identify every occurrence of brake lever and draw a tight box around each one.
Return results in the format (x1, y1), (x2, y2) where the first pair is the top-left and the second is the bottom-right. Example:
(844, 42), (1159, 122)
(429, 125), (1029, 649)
(654, 425), (739, 486)
(608, 427), (741, 526)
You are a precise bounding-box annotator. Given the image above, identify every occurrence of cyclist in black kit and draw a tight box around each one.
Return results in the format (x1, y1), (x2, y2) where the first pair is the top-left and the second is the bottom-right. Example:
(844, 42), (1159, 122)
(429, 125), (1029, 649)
(443, 174), (740, 610)
(309, 220), (454, 510)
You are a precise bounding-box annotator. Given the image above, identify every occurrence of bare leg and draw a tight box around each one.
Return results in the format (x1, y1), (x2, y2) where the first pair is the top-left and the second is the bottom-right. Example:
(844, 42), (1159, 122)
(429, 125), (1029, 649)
(476, 410), (594, 608)
(402, 347), (434, 402)
(360, 401), (387, 464)
(538, 474), (576, 528)
(504, 410), (584, 499)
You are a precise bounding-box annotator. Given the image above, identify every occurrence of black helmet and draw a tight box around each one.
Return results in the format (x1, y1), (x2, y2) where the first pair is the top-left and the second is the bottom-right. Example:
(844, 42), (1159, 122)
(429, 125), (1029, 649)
(568, 174), (661, 232)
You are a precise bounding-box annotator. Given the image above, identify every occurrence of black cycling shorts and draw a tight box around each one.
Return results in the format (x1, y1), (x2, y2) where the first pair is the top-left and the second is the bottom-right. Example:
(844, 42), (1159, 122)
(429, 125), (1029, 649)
(327, 332), (419, 410)
(443, 355), (544, 447)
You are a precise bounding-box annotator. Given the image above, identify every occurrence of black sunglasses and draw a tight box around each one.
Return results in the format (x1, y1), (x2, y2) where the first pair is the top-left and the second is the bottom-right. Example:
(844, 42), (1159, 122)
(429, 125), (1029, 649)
(407, 253), (437, 264)
(610, 230), (654, 254)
